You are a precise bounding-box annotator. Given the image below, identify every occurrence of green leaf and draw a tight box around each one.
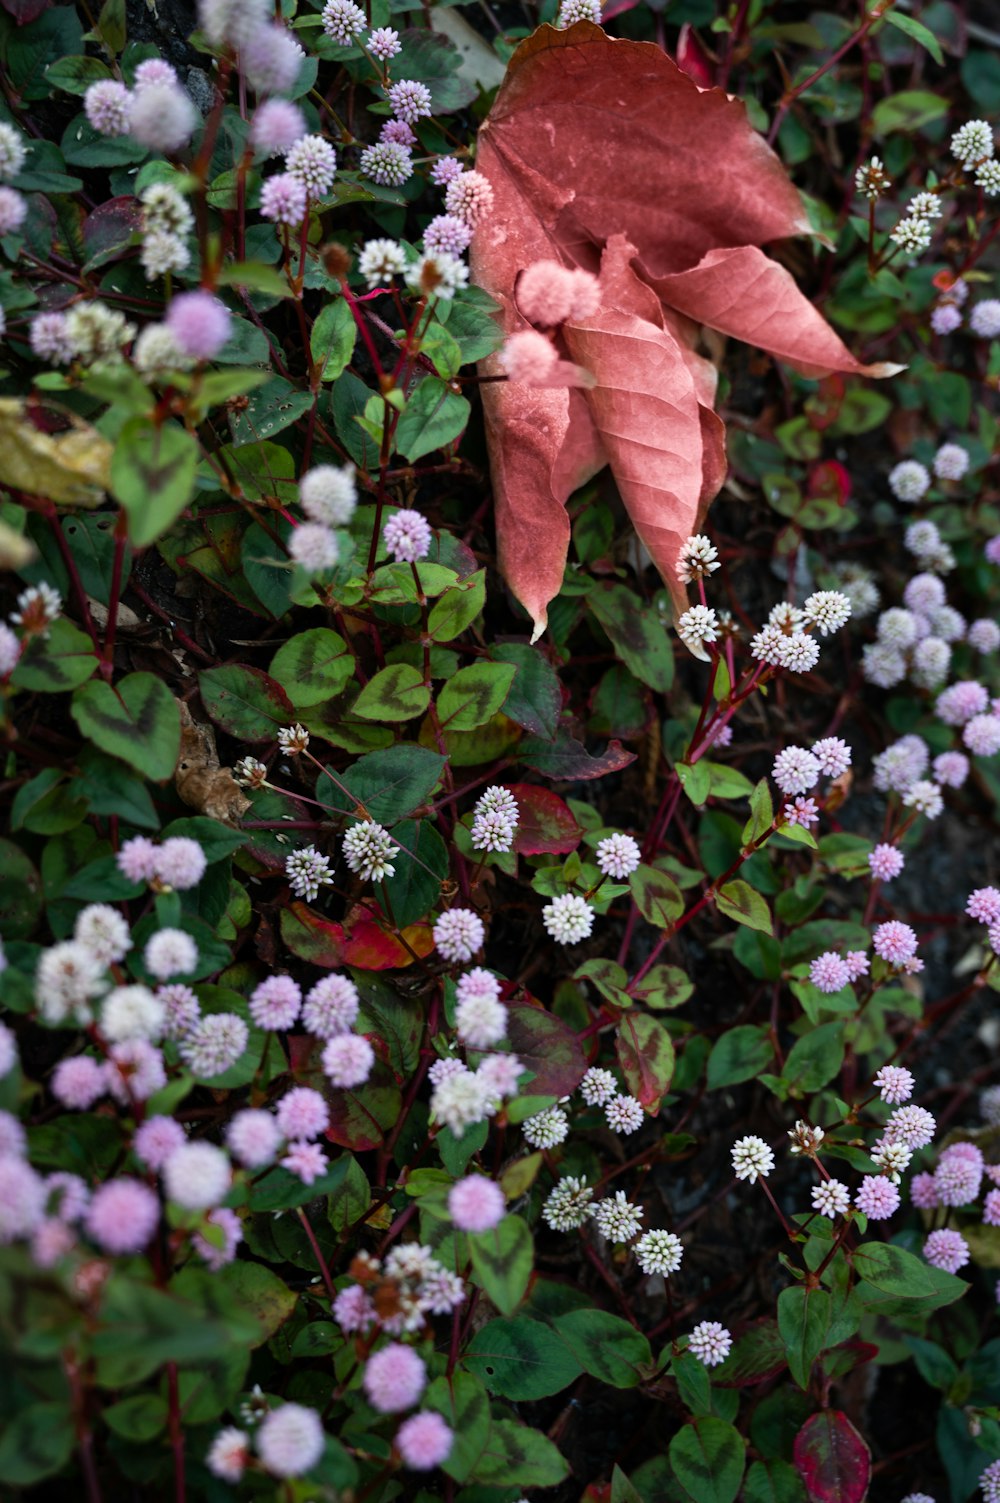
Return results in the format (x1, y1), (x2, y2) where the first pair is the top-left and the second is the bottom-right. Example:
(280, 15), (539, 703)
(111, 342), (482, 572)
(394, 376), (470, 462)
(218, 1263), (298, 1346)
(228, 376), (314, 446)
(104, 1394), (168, 1442)
(315, 744), (447, 824)
(425, 1372), (492, 1483)
(437, 661), (516, 731)
(716, 880), (773, 934)
(777, 1286), (859, 1391)
(110, 417), (199, 548)
(631, 864), (684, 928)
(744, 1459), (807, 1503)
(45, 54), (112, 94)
(491, 642), (562, 739)
(470, 1419), (570, 1488)
(882, 10), (944, 64)
(463, 1314), (582, 1400)
(216, 261), (290, 297)
(71, 672), (180, 781)
(377, 818), (449, 927)
(554, 1309), (652, 1387)
(0, 1404), (74, 1485)
(871, 89), (948, 134)
(428, 568), (486, 642)
(615, 1012), (675, 1110)
(270, 628), (353, 707)
(707, 1024), (774, 1090)
(853, 1242), (968, 1310)
(588, 582), (674, 693)
(468, 1214), (533, 1316)
(669, 1418), (745, 1503)
(249, 1156), (350, 1212)
(10, 617), (98, 693)
(198, 664), (294, 741)
(353, 663), (431, 722)
(782, 1021), (845, 1096)
(677, 759), (711, 806)
(311, 299), (357, 382)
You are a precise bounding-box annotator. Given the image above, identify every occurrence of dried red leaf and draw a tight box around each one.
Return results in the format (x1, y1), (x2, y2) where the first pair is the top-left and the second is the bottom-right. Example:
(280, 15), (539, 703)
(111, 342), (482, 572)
(793, 1410), (871, 1503)
(473, 22), (901, 636)
(507, 782), (583, 854)
(340, 904), (434, 969)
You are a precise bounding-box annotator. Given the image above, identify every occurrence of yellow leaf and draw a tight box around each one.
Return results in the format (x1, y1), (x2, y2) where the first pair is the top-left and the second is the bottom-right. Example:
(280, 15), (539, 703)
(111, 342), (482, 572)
(0, 398), (112, 506)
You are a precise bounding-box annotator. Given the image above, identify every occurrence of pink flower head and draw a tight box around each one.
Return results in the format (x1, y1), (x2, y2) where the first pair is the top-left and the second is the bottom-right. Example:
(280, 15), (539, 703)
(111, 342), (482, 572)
(85, 1178), (160, 1254)
(984, 1188), (1000, 1226)
(969, 888), (1000, 924)
(46, 1172), (90, 1223)
(117, 834), (160, 884)
(302, 974), (359, 1037)
(844, 950), (869, 981)
(383, 508), (432, 563)
(873, 920), (918, 966)
(84, 79), (132, 136)
(430, 156), (463, 187)
(783, 797), (819, 828)
(433, 908), (485, 963)
(809, 952), (850, 994)
(772, 746), (821, 795)
(333, 1283), (374, 1332)
(502, 330), (557, 384)
(105, 1040), (166, 1102)
(32, 1217), (76, 1268)
(873, 1065), (913, 1104)
(260, 171), (307, 225)
(936, 680), (989, 726)
(934, 1142), (984, 1206)
(424, 213), (473, 257)
(884, 1104), (936, 1149)
(445, 166), (490, 222)
(249, 975), (302, 1030)
(386, 79), (432, 123)
(206, 1427), (250, 1484)
(516, 259), (578, 327)
(321, 1034), (374, 1089)
(167, 292), (231, 361)
(0, 1156), (46, 1243)
(155, 837), (207, 890)
(381, 118), (416, 147)
(868, 844), (904, 881)
(276, 1086), (329, 1140)
(133, 1115), (186, 1171)
(964, 713), (1000, 757)
(396, 1410), (453, 1470)
(256, 1403), (325, 1479)
(363, 1343), (427, 1412)
(0, 186), (26, 235)
(51, 1054), (106, 1109)
(240, 23), (304, 96)
(0, 1111), (25, 1158)
(986, 535), (1000, 566)
(811, 737), (851, 777)
(854, 1176), (900, 1220)
(128, 82), (197, 154)
(931, 302), (962, 334)
(226, 1109), (282, 1168)
(933, 751), (969, 788)
(910, 1171), (939, 1209)
(923, 1227), (970, 1273)
(133, 59), (178, 91)
(250, 99), (307, 156)
(448, 1175), (505, 1232)
(193, 1206), (243, 1269)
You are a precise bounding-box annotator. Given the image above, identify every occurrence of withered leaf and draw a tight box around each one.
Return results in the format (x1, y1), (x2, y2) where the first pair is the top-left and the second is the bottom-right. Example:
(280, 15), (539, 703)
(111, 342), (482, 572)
(472, 22), (900, 638)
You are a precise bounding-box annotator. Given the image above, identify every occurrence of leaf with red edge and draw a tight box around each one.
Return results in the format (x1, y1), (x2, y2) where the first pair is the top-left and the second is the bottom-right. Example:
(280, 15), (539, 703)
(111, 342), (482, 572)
(714, 1320), (788, 1388)
(325, 1064), (403, 1151)
(793, 1411), (871, 1503)
(615, 1013), (675, 1110)
(675, 22), (714, 87)
(340, 905), (435, 969)
(507, 1001), (587, 1097)
(472, 21), (899, 638)
(199, 664), (294, 742)
(806, 461), (851, 509)
(519, 733), (636, 782)
(280, 903), (345, 969)
(82, 196), (141, 274)
(0, 0), (50, 22)
(508, 783), (582, 855)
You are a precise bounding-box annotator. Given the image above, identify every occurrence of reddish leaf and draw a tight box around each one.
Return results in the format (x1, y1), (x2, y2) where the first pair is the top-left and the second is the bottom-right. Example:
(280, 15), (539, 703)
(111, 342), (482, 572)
(507, 783), (582, 854)
(82, 196), (141, 273)
(714, 1320), (788, 1388)
(0, 0), (51, 22)
(519, 732), (636, 781)
(507, 1000), (587, 1097)
(793, 1411), (871, 1503)
(325, 1067), (403, 1151)
(340, 905), (434, 969)
(806, 461), (851, 508)
(472, 22), (900, 637)
(674, 22), (714, 87)
(615, 1013), (675, 1110)
(280, 903), (345, 969)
